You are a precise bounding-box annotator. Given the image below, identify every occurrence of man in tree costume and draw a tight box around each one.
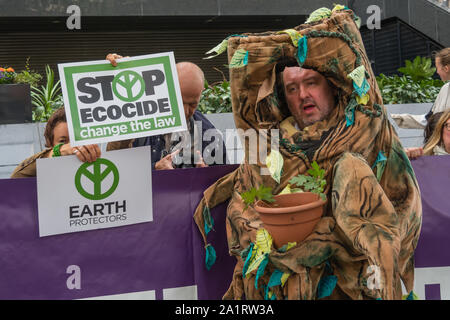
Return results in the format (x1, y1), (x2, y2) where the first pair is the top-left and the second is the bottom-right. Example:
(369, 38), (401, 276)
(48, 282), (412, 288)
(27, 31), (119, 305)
(194, 6), (422, 300)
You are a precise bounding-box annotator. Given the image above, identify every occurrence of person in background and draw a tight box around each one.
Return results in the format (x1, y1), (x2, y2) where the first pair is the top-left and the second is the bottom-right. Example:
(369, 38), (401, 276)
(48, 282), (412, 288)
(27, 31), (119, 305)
(423, 109), (450, 156)
(105, 54), (227, 170)
(10, 107), (101, 178)
(391, 48), (450, 129)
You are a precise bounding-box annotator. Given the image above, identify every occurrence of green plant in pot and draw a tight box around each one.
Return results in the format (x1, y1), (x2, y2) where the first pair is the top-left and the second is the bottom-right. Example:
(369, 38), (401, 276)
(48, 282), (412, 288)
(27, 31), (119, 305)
(241, 161), (327, 249)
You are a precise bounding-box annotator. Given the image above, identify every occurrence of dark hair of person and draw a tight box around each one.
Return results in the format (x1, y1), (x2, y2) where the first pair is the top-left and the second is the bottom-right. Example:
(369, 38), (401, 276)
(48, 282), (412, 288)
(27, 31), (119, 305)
(44, 107), (67, 148)
(424, 112), (443, 144)
(275, 56), (300, 117)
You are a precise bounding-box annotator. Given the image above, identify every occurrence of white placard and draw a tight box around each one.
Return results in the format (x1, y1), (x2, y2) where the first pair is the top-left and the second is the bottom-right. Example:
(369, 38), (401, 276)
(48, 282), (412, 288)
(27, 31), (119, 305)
(36, 146), (152, 237)
(58, 52), (187, 147)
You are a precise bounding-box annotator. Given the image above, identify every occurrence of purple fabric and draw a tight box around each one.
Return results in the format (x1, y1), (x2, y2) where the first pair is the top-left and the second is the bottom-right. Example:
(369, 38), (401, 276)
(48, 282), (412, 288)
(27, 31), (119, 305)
(425, 284), (441, 300)
(0, 165), (238, 300)
(0, 155), (448, 300)
(411, 155), (450, 268)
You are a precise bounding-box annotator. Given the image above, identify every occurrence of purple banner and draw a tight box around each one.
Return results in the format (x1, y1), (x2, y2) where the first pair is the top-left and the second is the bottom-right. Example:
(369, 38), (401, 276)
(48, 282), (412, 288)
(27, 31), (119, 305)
(0, 165), (238, 300)
(0, 155), (449, 300)
(411, 155), (450, 268)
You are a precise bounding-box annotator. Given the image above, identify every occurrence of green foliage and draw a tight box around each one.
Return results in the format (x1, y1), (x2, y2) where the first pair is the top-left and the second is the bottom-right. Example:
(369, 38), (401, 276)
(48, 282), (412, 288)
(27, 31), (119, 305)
(376, 73), (444, 104)
(398, 56), (436, 82)
(241, 185), (275, 209)
(31, 65), (63, 122)
(376, 55), (444, 104)
(289, 161), (327, 200)
(198, 80), (232, 114)
(14, 58), (42, 87)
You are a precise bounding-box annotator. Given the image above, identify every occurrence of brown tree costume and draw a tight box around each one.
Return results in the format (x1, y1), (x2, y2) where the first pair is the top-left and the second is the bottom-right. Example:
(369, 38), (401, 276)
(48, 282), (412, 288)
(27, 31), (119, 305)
(194, 8), (422, 300)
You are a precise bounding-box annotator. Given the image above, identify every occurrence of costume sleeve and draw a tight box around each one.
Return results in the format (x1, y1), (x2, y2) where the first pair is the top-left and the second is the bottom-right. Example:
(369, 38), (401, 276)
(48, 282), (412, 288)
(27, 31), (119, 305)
(10, 149), (52, 178)
(106, 139), (134, 151)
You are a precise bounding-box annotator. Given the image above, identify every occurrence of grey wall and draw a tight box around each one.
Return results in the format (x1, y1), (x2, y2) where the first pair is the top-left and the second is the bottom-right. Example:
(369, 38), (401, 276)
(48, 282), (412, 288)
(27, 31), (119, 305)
(0, 0), (448, 46)
(0, 104), (432, 179)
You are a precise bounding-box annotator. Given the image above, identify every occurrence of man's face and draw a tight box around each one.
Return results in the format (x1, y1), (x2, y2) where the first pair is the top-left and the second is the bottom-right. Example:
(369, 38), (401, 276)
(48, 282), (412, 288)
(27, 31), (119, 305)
(178, 71), (204, 121)
(180, 85), (203, 121)
(283, 67), (336, 128)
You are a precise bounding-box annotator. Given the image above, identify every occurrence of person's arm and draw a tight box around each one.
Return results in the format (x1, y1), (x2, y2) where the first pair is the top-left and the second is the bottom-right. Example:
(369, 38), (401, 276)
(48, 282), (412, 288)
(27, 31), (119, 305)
(405, 147), (424, 160)
(10, 149), (52, 178)
(10, 143), (101, 179)
(391, 113), (427, 129)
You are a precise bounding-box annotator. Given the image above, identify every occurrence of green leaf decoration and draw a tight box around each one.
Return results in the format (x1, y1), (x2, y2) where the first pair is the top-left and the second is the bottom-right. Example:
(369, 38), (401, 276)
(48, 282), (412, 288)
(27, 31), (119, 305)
(268, 269), (284, 288)
(332, 4), (347, 12)
(402, 291), (420, 300)
(348, 65), (367, 87)
(241, 185), (275, 208)
(297, 36), (308, 65)
(242, 243), (255, 277)
(266, 149), (284, 184)
(317, 275), (338, 299)
(264, 285), (277, 300)
(353, 77), (371, 97)
(255, 228), (273, 255)
(255, 254), (269, 289)
(371, 151), (387, 182)
(205, 244), (216, 270)
(245, 251), (268, 277)
(229, 49), (249, 68)
(305, 7), (332, 23)
(279, 184), (292, 195)
(277, 29), (302, 47)
(204, 39), (228, 59)
(203, 205), (214, 236)
(281, 272), (291, 287)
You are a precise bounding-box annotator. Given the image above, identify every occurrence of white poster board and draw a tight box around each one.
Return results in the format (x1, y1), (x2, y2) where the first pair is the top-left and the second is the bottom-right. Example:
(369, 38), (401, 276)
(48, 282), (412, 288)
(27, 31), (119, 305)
(36, 147), (153, 237)
(58, 52), (187, 147)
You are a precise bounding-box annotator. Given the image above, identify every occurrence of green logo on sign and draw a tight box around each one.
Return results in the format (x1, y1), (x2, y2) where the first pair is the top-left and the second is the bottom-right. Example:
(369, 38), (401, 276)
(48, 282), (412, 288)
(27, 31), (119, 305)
(112, 70), (145, 102)
(75, 158), (120, 200)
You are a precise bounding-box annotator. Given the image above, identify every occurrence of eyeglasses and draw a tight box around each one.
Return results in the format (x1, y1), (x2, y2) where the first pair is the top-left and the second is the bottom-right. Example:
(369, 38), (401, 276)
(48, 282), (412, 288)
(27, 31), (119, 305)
(444, 123), (450, 131)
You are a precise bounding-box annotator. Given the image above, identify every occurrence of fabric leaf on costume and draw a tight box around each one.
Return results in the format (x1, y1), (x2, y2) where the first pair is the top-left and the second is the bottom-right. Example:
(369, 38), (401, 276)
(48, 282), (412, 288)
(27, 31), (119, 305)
(305, 7), (332, 23)
(204, 39), (228, 60)
(205, 244), (216, 270)
(371, 151), (387, 182)
(242, 243), (255, 277)
(332, 4), (348, 12)
(264, 285), (277, 300)
(348, 65), (366, 88)
(229, 49), (249, 68)
(277, 29), (302, 47)
(245, 252), (268, 276)
(356, 93), (370, 105)
(255, 254), (269, 289)
(317, 275), (338, 299)
(344, 97), (358, 127)
(281, 272), (291, 287)
(278, 241), (297, 252)
(297, 36), (308, 66)
(402, 291), (420, 300)
(353, 77), (370, 97)
(279, 184), (292, 195)
(255, 228), (273, 255)
(268, 269), (284, 288)
(203, 206), (214, 236)
(266, 149), (284, 184)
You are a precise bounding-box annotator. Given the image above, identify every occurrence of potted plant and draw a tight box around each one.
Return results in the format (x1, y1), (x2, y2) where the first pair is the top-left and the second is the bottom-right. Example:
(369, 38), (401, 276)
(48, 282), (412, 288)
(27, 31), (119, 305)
(241, 161), (327, 248)
(0, 59), (42, 124)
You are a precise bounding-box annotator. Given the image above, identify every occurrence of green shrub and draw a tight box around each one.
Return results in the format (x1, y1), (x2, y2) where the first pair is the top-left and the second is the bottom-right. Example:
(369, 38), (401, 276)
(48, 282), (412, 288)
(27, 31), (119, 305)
(14, 58), (42, 87)
(198, 80), (232, 114)
(376, 74), (444, 104)
(31, 65), (63, 122)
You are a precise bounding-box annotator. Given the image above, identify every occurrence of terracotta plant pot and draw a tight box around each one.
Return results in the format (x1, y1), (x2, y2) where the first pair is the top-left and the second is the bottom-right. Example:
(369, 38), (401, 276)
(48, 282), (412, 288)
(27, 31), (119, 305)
(254, 192), (326, 248)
